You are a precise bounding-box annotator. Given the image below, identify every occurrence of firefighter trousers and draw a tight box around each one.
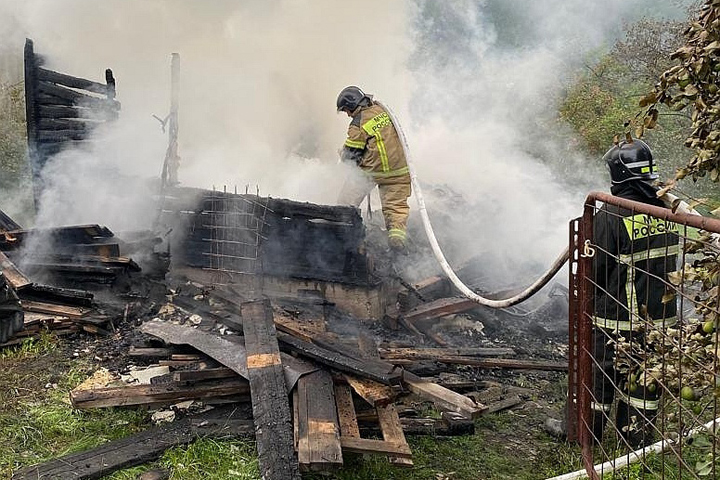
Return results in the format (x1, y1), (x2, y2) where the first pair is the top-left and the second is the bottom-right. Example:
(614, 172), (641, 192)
(591, 326), (660, 447)
(338, 171), (411, 248)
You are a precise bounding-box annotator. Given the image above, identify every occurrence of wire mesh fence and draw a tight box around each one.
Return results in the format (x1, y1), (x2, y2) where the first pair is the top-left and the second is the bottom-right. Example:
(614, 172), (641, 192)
(568, 191), (720, 479)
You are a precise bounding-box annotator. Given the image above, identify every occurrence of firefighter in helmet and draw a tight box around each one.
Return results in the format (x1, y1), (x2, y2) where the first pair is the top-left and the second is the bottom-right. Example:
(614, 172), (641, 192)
(336, 86), (412, 253)
(591, 138), (679, 448)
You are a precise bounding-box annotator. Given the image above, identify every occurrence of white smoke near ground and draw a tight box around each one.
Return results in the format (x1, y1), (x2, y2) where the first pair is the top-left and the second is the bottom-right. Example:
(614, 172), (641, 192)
(0, 0), (693, 285)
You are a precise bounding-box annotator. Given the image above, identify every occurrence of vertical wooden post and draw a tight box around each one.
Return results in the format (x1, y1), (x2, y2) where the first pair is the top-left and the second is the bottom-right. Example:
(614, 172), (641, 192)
(23, 38), (41, 210)
(163, 53), (180, 187)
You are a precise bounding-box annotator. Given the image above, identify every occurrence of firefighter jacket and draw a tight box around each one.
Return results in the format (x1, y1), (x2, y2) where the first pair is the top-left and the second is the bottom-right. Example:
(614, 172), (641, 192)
(341, 102), (410, 186)
(592, 188), (679, 332)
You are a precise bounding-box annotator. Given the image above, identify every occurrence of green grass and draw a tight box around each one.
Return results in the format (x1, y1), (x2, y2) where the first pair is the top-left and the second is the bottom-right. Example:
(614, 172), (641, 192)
(0, 335), (149, 478)
(106, 438), (260, 480)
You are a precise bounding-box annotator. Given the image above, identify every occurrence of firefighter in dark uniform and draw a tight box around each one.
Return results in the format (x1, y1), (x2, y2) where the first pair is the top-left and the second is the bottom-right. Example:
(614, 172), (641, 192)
(335, 86), (412, 253)
(591, 138), (679, 448)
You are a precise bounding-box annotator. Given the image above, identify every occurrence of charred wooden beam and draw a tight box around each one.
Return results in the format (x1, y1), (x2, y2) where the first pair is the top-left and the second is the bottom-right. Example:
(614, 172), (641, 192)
(37, 67), (111, 96)
(277, 331), (402, 386)
(140, 319), (249, 380)
(70, 378), (250, 409)
(402, 372), (486, 419)
(0, 208), (22, 232)
(0, 251), (32, 290)
(378, 347), (516, 361)
(12, 413), (252, 480)
(17, 284), (94, 307)
(38, 117), (99, 131)
(241, 300), (300, 480)
(401, 297), (478, 324)
(429, 356), (568, 372)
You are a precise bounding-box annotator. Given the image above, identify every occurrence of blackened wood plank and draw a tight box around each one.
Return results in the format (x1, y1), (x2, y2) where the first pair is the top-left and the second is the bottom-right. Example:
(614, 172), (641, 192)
(376, 404), (413, 467)
(277, 332), (402, 385)
(38, 80), (101, 104)
(12, 418), (196, 480)
(37, 67), (110, 96)
(432, 356), (567, 371)
(20, 300), (89, 318)
(12, 414), (253, 480)
(379, 347), (516, 360)
(70, 378), (250, 409)
(140, 319), (249, 379)
(403, 372), (486, 419)
(38, 104), (107, 119)
(0, 251), (32, 290)
(0, 208), (22, 232)
(37, 128), (95, 142)
(173, 367), (236, 383)
(241, 299), (300, 480)
(296, 369), (343, 472)
(401, 297), (477, 324)
(38, 116), (98, 131)
(334, 384), (360, 438)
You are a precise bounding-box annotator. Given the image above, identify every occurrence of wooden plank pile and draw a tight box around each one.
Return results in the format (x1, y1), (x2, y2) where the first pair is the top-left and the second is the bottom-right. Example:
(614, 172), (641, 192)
(385, 266), (568, 372)
(0, 210), (141, 346)
(43, 296), (487, 478)
(0, 224), (140, 286)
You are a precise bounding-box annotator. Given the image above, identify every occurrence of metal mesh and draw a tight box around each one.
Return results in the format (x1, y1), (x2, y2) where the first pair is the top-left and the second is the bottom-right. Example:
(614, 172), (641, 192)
(569, 192), (720, 479)
(203, 186), (270, 282)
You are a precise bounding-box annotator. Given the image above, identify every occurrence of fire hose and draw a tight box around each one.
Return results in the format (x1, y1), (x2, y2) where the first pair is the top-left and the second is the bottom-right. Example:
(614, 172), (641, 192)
(377, 100), (569, 308)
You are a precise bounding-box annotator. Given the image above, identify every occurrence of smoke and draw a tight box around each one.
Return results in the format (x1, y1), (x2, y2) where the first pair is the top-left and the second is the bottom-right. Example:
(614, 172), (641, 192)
(0, 0), (694, 284)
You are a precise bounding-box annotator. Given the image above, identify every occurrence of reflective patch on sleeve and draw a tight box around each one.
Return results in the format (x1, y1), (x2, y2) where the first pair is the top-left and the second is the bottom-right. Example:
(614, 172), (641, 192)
(344, 139), (366, 149)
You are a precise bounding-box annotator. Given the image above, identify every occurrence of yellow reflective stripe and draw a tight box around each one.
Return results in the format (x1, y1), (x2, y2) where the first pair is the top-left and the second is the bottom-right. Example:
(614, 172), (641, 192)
(375, 131), (390, 172)
(593, 315), (677, 331)
(618, 392), (660, 411)
(388, 228), (406, 239)
(344, 139), (365, 149)
(618, 245), (679, 264)
(591, 402), (612, 412)
(362, 112), (392, 172)
(623, 214), (678, 240)
(369, 166), (409, 178)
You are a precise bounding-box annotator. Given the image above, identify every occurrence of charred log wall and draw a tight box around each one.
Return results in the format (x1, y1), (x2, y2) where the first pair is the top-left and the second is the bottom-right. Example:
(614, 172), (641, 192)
(164, 187), (371, 286)
(24, 38), (120, 206)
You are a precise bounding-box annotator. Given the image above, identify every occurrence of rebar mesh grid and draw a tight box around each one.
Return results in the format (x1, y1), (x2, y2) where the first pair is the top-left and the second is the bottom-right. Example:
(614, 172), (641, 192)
(202, 186), (270, 283)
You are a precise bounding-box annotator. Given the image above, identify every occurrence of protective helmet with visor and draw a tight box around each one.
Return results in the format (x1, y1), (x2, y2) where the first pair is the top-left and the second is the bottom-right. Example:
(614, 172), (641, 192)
(336, 86), (372, 113)
(603, 138), (659, 185)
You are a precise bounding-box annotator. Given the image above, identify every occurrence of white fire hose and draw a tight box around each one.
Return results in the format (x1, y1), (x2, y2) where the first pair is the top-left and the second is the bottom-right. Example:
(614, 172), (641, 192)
(377, 100), (569, 308)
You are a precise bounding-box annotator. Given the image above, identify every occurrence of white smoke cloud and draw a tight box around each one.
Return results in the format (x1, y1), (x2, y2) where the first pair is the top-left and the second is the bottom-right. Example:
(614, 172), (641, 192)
(0, 0), (693, 283)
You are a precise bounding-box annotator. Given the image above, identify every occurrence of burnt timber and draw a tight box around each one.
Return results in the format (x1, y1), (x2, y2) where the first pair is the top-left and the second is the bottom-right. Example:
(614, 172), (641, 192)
(241, 300), (300, 480)
(24, 38), (120, 205)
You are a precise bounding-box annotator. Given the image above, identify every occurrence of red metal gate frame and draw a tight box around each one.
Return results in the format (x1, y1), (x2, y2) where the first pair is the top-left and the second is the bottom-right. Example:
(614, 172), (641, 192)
(567, 191), (720, 478)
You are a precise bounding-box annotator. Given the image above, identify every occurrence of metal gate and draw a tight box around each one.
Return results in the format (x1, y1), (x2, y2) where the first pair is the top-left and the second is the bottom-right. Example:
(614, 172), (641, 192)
(568, 191), (720, 479)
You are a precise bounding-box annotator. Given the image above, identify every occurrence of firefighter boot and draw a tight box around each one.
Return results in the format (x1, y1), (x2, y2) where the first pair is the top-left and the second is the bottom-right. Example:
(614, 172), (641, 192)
(591, 410), (607, 445)
(616, 401), (656, 449)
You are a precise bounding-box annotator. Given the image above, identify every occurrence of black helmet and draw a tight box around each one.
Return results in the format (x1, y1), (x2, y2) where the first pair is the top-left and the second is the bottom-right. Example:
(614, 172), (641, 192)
(336, 85), (372, 112)
(603, 138), (658, 184)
